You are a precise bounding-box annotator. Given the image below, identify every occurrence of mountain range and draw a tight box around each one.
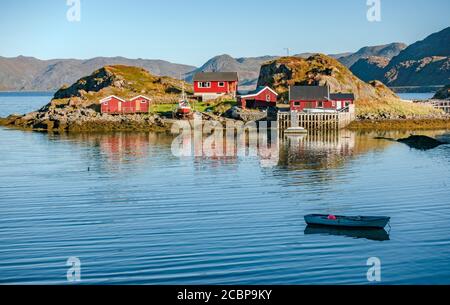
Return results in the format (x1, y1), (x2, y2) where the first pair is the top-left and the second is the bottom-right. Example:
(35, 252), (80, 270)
(350, 27), (450, 87)
(0, 27), (448, 92)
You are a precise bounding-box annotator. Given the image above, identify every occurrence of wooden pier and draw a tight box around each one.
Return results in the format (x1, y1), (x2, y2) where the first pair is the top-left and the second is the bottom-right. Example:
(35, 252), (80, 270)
(277, 106), (356, 130)
(428, 100), (450, 114)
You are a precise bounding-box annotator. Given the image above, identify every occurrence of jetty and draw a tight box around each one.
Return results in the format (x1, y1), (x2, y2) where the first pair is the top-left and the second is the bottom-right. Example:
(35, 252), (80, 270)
(277, 105), (356, 131)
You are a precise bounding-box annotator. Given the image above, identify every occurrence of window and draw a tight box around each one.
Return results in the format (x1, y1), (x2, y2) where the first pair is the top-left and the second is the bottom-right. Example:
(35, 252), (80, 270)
(104, 102), (108, 106)
(141, 100), (147, 103)
(345, 101), (351, 107)
(198, 82), (211, 88)
(218, 82), (225, 87)
(266, 94), (271, 102)
(318, 101), (324, 108)
(294, 102), (300, 106)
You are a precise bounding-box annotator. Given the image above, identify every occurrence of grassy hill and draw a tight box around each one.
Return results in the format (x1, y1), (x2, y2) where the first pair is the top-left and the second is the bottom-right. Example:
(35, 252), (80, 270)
(257, 54), (441, 119)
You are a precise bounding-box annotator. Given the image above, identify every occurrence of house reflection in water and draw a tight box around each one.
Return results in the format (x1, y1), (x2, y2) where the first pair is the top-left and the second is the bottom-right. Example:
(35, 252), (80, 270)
(278, 130), (357, 170)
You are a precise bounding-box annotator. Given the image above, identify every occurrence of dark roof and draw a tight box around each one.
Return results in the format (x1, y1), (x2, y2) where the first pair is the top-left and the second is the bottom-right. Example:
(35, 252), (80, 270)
(193, 72), (238, 82)
(290, 86), (330, 101)
(330, 93), (355, 100)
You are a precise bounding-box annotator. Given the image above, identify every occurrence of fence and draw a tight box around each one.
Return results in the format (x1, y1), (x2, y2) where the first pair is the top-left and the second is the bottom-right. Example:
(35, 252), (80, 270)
(277, 106), (356, 130)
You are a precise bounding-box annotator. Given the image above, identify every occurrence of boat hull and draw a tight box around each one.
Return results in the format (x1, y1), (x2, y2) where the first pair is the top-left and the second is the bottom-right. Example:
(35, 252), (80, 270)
(304, 214), (390, 229)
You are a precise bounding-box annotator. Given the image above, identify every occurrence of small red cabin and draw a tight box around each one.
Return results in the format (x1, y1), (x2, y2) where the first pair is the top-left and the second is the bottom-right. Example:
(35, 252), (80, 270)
(289, 86), (355, 112)
(193, 72), (238, 101)
(100, 96), (126, 114)
(100, 95), (152, 114)
(123, 95), (152, 114)
(239, 86), (278, 109)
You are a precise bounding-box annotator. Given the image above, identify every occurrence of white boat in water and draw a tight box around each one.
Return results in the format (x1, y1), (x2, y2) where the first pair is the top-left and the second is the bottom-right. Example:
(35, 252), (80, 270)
(284, 127), (308, 135)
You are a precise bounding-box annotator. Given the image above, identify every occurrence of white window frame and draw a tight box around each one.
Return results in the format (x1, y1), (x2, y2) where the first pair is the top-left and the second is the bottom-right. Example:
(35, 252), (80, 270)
(218, 82), (225, 87)
(266, 94), (271, 102)
(198, 82), (211, 88)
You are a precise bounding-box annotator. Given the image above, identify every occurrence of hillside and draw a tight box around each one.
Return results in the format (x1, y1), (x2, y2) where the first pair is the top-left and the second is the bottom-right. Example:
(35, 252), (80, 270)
(350, 56), (390, 82)
(0, 56), (196, 91)
(257, 54), (440, 119)
(338, 43), (407, 68)
(381, 27), (450, 87)
(433, 84), (450, 99)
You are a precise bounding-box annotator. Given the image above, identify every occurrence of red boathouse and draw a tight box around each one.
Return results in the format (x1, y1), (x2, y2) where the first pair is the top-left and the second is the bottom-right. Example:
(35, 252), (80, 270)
(239, 86), (278, 109)
(289, 86), (355, 112)
(100, 96), (126, 114)
(123, 95), (152, 114)
(100, 95), (152, 114)
(193, 72), (238, 101)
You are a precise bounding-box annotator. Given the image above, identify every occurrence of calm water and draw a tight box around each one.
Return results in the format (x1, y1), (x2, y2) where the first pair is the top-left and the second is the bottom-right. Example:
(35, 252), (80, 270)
(1, 93), (450, 285)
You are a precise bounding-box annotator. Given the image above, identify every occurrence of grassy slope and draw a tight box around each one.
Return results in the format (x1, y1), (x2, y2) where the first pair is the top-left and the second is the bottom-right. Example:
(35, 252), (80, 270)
(261, 55), (443, 120)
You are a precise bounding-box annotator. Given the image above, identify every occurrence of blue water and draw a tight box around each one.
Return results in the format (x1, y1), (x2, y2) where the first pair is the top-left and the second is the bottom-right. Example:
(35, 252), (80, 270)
(1, 92), (450, 285)
(397, 93), (435, 101)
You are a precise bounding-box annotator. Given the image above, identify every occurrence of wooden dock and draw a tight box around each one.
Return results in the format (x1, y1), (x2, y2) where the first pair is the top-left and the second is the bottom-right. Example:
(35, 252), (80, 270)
(277, 106), (356, 130)
(428, 100), (450, 114)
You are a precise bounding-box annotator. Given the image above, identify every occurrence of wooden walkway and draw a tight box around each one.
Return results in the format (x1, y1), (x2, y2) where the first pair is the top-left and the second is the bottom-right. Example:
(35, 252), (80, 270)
(428, 100), (450, 114)
(277, 106), (356, 130)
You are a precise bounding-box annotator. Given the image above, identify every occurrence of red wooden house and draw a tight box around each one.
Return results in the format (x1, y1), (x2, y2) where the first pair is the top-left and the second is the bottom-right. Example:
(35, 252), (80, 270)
(100, 96), (126, 114)
(123, 95), (152, 114)
(100, 95), (152, 114)
(193, 72), (238, 101)
(238, 86), (278, 109)
(289, 86), (355, 112)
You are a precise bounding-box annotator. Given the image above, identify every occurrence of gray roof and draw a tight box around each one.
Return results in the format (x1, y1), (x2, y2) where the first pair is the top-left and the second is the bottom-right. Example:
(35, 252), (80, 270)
(193, 72), (238, 82)
(330, 93), (355, 100)
(290, 86), (330, 101)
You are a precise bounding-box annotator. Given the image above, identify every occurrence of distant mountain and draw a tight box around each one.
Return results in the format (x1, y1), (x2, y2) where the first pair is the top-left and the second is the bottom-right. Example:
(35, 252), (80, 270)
(338, 43), (407, 68)
(350, 56), (390, 82)
(0, 56), (196, 91)
(381, 27), (450, 87)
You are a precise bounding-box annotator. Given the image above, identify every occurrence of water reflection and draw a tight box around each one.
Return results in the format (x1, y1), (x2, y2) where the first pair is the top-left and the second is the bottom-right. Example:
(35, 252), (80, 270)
(48, 129), (449, 172)
(304, 225), (390, 242)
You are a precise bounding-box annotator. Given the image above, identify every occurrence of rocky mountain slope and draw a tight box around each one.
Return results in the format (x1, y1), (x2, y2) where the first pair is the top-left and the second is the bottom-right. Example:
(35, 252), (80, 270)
(382, 27), (450, 86)
(350, 56), (390, 82)
(433, 84), (450, 99)
(350, 27), (450, 87)
(338, 43), (407, 68)
(257, 54), (440, 119)
(0, 56), (195, 91)
(0, 65), (192, 131)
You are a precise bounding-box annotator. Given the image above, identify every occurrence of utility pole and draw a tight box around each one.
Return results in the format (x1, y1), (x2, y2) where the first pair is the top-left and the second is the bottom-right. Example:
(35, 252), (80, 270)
(284, 48), (291, 57)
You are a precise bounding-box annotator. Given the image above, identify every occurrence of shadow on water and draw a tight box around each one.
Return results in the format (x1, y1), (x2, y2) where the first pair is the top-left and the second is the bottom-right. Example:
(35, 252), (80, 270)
(304, 225), (390, 242)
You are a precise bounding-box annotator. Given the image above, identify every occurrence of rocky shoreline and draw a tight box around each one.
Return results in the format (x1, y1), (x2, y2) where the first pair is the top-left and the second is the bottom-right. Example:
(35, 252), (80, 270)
(0, 108), (169, 132)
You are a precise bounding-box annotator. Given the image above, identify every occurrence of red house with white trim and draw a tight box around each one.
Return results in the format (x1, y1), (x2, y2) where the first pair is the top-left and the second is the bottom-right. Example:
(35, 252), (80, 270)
(100, 95), (152, 114)
(100, 96), (126, 114)
(193, 72), (238, 101)
(238, 86), (278, 109)
(289, 86), (355, 112)
(123, 95), (152, 114)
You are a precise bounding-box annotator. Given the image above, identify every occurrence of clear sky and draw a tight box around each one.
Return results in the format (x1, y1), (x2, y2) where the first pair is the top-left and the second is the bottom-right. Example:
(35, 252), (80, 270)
(0, 0), (449, 66)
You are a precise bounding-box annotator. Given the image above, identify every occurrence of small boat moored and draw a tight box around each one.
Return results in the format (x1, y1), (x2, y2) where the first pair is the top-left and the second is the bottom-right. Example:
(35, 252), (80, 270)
(304, 214), (391, 229)
(284, 127), (307, 135)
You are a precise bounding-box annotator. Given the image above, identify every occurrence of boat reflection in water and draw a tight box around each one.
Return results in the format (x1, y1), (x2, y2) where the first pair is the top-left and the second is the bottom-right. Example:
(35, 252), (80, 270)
(304, 225), (390, 242)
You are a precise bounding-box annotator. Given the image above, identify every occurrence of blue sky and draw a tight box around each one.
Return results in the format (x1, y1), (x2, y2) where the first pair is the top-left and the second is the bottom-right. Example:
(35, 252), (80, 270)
(0, 0), (448, 66)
